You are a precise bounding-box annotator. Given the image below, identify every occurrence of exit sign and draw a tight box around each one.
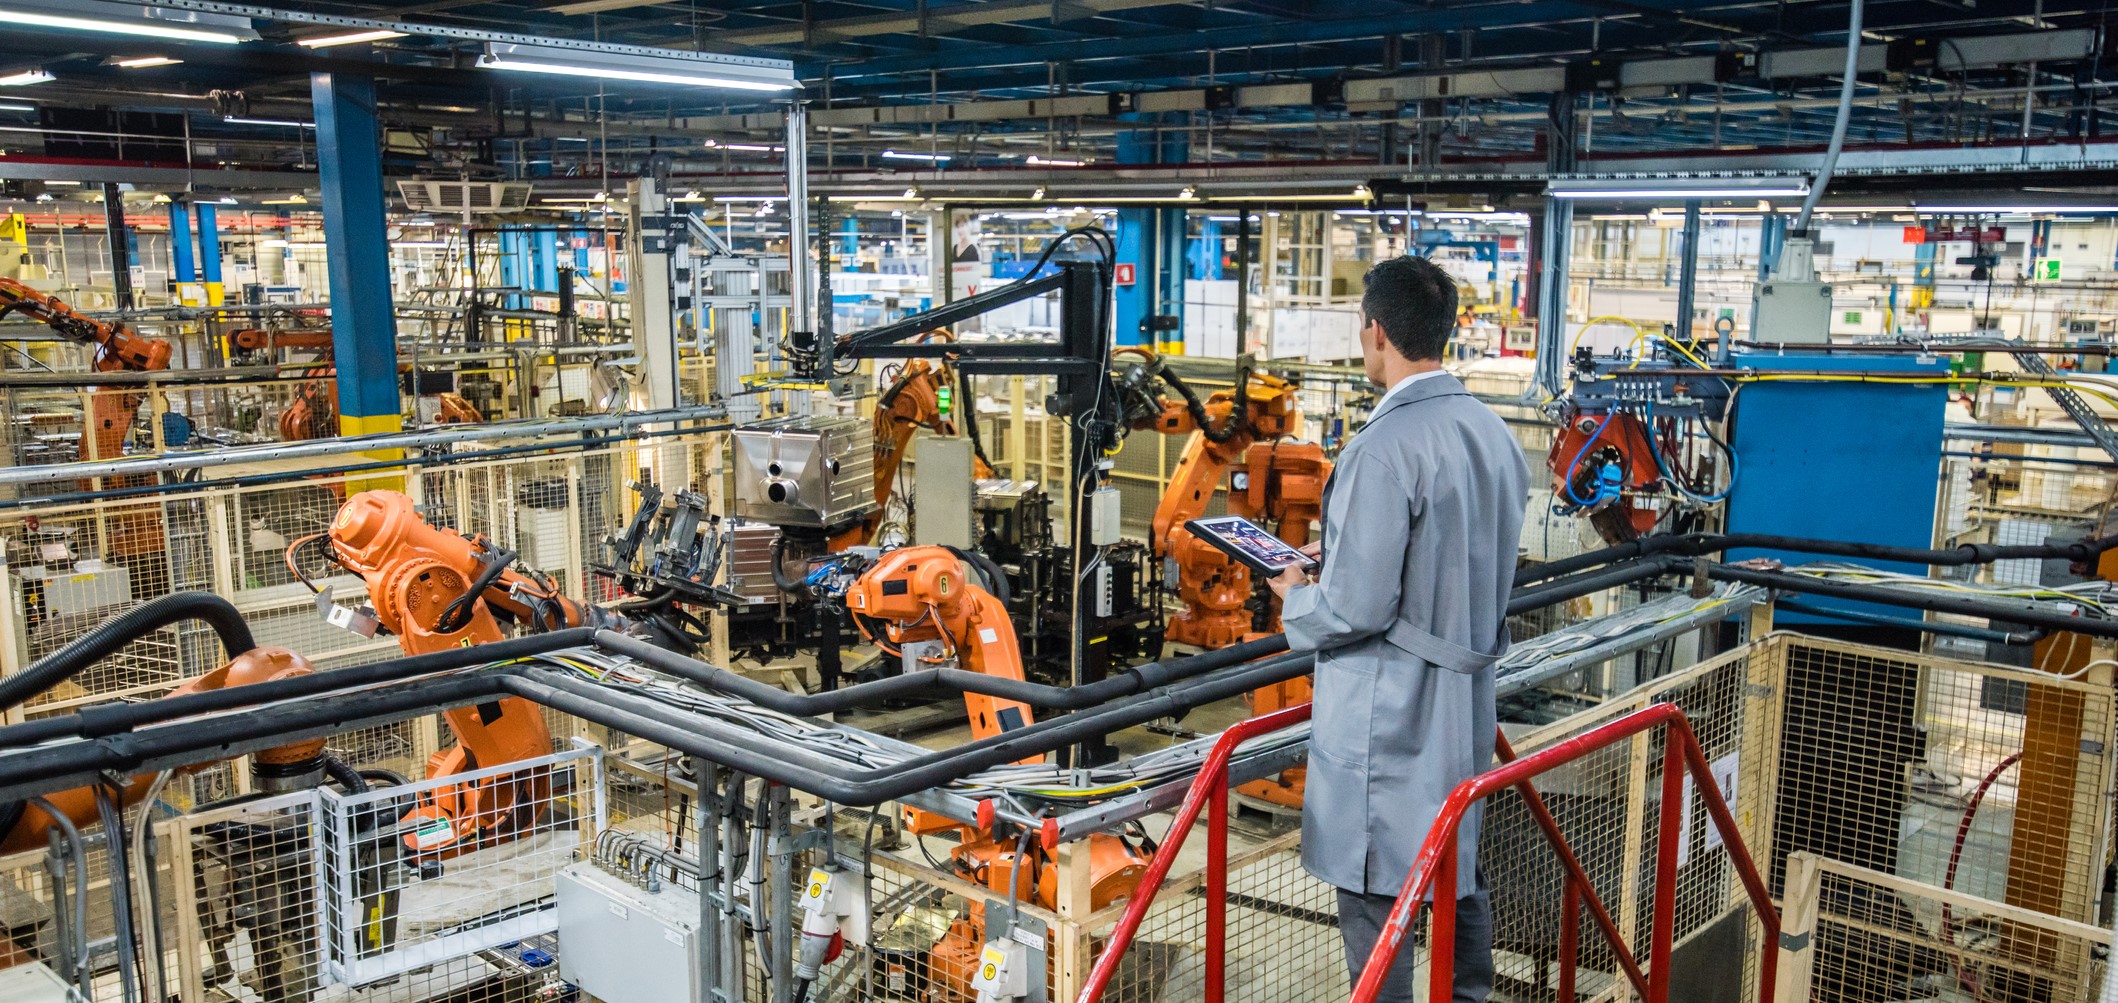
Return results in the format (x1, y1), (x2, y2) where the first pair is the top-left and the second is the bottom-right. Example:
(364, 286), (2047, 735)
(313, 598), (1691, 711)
(2036, 258), (2063, 281)
(1114, 262), (1136, 286)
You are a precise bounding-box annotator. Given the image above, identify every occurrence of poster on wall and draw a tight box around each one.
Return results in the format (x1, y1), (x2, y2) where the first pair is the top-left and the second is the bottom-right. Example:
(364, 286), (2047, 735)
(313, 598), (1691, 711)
(949, 210), (984, 333)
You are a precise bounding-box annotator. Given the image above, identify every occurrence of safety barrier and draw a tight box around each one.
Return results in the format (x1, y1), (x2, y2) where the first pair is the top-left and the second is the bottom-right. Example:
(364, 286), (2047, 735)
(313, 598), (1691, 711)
(1078, 701), (1781, 1003)
(1353, 702), (1778, 1003)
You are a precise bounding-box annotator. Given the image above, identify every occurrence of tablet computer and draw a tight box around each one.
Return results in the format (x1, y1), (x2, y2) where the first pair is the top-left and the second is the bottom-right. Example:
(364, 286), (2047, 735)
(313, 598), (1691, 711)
(1184, 515), (1317, 576)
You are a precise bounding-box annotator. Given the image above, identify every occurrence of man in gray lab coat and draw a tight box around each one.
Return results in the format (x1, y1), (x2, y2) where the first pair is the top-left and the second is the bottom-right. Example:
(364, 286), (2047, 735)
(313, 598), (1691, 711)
(1267, 256), (1527, 1003)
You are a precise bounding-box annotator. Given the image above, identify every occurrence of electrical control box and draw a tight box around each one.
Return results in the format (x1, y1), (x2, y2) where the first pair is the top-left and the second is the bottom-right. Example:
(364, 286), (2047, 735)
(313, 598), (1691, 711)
(1749, 278), (1833, 344)
(28, 563), (131, 617)
(969, 939), (1029, 1003)
(1087, 485), (1123, 546)
(913, 435), (978, 550)
(554, 861), (701, 1003)
(731, 415), (878, 529)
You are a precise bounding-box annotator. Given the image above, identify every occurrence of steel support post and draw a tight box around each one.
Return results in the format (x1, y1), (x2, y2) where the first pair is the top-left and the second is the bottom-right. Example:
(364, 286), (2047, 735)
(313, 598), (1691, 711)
(311, 71), (403, 440)
(1675, 200), (1702, 345)
(103, 184), (133, 311)
(194, 202), (224, 307)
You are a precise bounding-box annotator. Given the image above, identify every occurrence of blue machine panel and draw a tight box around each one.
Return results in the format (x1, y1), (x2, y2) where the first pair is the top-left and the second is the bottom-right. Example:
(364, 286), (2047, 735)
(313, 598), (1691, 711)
(1726, 352), (1949, 622)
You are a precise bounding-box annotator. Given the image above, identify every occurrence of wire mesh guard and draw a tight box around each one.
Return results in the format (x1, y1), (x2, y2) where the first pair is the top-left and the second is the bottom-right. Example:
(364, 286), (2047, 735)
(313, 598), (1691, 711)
(317, 747), (602, 986)
(1787, 854), (2112, 1003)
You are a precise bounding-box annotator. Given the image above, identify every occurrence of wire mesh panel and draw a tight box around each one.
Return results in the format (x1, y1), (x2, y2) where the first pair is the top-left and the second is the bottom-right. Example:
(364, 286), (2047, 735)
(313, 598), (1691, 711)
(318, 746), (603, 986)
(1787, 853), (2111, 1003)
(1764, 635), (2116, 927)
(167, 789), (329, 1003)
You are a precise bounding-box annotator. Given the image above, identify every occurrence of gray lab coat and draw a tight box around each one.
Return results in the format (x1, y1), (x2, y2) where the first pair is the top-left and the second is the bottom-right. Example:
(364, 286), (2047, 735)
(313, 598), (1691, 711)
(1282, 372), (1528, 896)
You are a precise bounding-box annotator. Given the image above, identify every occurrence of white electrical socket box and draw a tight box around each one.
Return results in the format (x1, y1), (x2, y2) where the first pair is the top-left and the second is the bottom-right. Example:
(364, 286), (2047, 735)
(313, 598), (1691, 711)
(1087, 486), (1122, 546)
(970, 939), (1029, 1003)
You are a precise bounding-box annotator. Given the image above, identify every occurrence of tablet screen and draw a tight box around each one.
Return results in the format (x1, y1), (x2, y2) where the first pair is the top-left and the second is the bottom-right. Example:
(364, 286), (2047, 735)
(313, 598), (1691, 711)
(1188, 515), (1314, 573)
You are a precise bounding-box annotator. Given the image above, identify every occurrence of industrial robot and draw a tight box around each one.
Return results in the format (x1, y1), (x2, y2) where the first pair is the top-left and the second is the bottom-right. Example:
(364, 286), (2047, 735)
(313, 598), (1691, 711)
(1546, 345), (1734, 544)
(0, 278), (172, 556)
(820, 545), (1150, 998)
(304, 489), (629, 856)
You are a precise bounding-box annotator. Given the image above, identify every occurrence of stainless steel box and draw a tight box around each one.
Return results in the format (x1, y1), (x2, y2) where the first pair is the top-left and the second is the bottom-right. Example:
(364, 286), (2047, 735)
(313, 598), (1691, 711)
(723, 521), (785, 605)
(555, 862), (700, 1003)
(731, 415), (877, 529)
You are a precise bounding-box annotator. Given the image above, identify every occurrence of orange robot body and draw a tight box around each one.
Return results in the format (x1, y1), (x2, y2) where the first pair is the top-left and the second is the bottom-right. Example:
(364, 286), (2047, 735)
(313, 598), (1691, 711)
(327, 490), (596, 856)
(0, 646), (323, 856)
(1143, 373), (1331, 650)
(0, 279), (172, 555)
(845, 545), (1031, 743)
(1546, 410), (1662, 544)
(232, 327), (334, 353)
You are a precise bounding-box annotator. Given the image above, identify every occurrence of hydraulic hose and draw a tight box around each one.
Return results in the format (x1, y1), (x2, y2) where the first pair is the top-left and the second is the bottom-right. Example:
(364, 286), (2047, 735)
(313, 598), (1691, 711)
(1707, 563), (2118, 639)
(0, 592), (255, 711)
(1157, 364), (1249, 444)
(321, 756), (370, 794)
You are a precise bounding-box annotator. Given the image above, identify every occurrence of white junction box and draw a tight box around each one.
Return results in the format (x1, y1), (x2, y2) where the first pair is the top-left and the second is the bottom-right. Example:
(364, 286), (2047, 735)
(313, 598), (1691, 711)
(554, 862), (701, 1003)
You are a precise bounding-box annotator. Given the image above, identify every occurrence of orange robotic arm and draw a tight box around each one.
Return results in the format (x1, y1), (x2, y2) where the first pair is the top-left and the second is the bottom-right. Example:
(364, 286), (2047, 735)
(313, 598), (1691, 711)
(232, 327), (334, 353)
(0, 647), (324, 856)
(320, 490), (616, 855)
(0, 279), (174, 555)
(843, 545), (1029, 742)
(870, 358), (995, 528)
(1140, 372), (1318, 649)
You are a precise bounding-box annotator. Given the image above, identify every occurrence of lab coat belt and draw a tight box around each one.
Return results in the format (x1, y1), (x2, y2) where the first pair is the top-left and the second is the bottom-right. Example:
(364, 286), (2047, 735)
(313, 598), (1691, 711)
(1382, 618), (1506, 674)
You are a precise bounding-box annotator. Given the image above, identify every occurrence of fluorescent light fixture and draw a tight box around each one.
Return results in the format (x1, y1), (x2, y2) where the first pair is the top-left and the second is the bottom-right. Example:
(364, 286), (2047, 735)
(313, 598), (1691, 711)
(1547, 177), (1808, 201)
(261, 194), (308, 205)
(1177, 186), (1198, 201)
(225, 116), (313, 129)
(391, 240), (448, 248)
(298, 29), (406, 48)
(0, 70), (53, 87)
(704, 140), (783, 152)
(881, 150), (951, 162)
(1030, 186), (1047, 200)
(45, 179), (78, 186)
(1, 0), (256, 43)
(259, 238), (287, 247)
(1026, 155), (1087, 167)
(0, 103), (33, 112)
(1352, 184), (1373, 200)
(113, 56), (180, 68)
(479, 41), (798, 92)
(555, 136), (592, 143)
(542, 193), (610, 204)
(713, 196), (777, 203)
(1916, 204), (2118, 214)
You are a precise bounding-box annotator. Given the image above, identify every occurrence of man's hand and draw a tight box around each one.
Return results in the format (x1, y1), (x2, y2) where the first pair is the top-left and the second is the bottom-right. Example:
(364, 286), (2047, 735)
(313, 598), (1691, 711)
(1297, 540), (1322, 560)
(1266, 563), (1313, 600)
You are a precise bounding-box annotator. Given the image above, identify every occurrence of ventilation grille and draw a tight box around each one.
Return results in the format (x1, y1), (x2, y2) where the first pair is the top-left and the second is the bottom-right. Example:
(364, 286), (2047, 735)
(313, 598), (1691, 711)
(395, 181), (533, 213)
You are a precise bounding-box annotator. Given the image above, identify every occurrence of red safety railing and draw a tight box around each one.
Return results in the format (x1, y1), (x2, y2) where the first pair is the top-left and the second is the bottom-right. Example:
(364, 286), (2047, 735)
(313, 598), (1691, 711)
(1352, 702), (1779, 1003)
(1075, 701), (1779, 1003)
(1076, 701), (1314, 1003)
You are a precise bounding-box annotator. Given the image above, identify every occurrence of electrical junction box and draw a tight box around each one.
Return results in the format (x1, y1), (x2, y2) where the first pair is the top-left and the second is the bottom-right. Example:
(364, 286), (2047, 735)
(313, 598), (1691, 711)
(0, 961), (69, 1003)
(1087, 486), (1123, 546)
(1749, 278), (1833, 344)
(29, 563), (131, 617)
(913, 435), (978, 550)
(554, 861), (701, 1003)
(970, 939), (1029, 1003)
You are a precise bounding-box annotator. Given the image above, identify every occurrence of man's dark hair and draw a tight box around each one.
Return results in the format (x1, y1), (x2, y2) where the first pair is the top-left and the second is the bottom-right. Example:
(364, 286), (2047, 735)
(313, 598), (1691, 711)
(1360, 256), (1457, 361)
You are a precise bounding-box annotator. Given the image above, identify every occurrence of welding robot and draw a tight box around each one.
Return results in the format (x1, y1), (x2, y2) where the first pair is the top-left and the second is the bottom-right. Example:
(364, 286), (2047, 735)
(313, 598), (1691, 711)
(1120, 351), (1329, 808)
(0, 279), (173, 556)
(817, 544), (1150, 1000)
(0, 489), (631, 995)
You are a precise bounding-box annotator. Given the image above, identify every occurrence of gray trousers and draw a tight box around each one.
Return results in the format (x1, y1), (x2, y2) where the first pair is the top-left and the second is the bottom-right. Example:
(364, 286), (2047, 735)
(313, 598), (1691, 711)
(1337, 878), (1494, 1003)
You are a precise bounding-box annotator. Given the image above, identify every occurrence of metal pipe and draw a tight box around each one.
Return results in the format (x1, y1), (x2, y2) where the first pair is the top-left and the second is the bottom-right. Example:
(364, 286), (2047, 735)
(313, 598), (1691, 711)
(0, 404), (730, 487)
(1515, 531), (2118, 587)
(595, 630), (1288, 714)
(785, 102), (814, 344)
(1792, 0), (1865, 230)
(1774, 599), (2045, 643)
(1709, 564), (2118, 639)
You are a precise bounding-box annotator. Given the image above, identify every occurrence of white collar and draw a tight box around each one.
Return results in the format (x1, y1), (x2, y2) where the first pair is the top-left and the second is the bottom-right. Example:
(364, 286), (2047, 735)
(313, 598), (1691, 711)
(1373, 368), (1448, 413)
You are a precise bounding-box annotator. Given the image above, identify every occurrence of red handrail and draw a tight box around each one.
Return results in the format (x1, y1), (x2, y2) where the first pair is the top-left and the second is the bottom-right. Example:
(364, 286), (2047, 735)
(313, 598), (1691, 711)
(1352, 702), (1780, 1003)
(1075, 702), (1314, 1003)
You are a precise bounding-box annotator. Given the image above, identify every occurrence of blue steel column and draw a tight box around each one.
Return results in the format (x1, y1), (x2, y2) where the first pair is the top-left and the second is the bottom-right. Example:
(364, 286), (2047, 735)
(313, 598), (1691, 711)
(1113, 120), (1155, 348)
(312, 71), (402, 439)
(1675, 200), (1701, 345)
(193, 203), (224, 306)
(167, 202), (198, 306)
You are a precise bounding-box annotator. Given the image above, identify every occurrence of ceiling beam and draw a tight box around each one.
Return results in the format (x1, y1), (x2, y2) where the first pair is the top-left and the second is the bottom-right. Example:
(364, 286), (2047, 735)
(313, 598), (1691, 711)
(618, 0), (1205, 45)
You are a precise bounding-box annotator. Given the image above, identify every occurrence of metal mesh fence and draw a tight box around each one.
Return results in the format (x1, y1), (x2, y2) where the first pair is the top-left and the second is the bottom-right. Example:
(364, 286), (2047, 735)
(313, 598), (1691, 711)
(1786, 853), (2111, 1003)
